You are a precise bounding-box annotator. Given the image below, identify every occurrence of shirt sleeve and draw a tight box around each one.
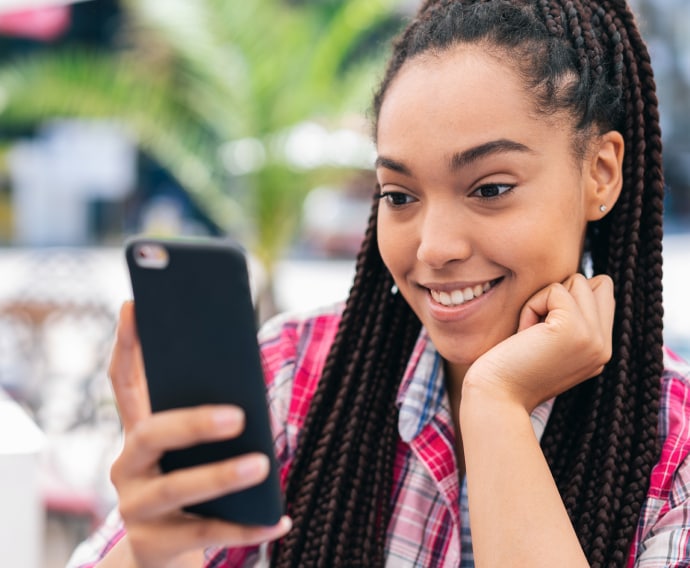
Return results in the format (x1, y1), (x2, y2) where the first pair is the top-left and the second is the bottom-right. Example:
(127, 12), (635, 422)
(64, 508), (126, 568)
(634, 453), (690, 566)
(633, 362), (690, 567)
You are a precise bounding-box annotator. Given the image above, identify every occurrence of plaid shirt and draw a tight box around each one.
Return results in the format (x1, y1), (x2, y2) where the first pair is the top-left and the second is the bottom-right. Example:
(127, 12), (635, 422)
(69, 303), (690, 567)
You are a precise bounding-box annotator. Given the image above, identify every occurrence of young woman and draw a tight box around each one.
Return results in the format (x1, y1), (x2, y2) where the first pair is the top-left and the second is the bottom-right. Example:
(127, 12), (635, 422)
(69, 1), (690, 566)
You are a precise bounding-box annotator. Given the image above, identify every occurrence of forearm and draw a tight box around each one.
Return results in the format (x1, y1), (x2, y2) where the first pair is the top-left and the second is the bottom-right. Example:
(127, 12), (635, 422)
(460, 390), (588, 568)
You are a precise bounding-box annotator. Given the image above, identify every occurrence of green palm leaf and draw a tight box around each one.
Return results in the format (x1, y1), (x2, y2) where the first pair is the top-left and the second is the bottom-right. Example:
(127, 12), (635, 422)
(0, 0), (402, 280)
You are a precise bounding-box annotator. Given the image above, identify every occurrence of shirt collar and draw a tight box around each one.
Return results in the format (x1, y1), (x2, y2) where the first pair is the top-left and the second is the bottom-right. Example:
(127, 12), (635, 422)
(396, 327), (447, 443)
(396, 327), (555, 443)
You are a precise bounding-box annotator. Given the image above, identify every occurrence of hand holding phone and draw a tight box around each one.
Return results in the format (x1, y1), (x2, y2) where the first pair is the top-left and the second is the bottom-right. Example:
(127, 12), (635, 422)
(104, 301), (291, 568)
(124, 236), (283, 526)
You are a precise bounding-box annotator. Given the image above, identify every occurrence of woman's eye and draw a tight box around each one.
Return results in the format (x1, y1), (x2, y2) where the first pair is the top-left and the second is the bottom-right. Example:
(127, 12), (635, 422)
(379, 191), (415, 207)
(471, 183), (513, 199)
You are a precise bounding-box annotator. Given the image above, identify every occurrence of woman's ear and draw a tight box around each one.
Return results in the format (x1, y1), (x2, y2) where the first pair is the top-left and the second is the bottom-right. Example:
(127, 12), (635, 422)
(585, 130), (625, 220)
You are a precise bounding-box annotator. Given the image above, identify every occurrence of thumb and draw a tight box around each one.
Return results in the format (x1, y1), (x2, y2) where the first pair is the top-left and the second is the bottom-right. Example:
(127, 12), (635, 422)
(108, 301), (151, 433)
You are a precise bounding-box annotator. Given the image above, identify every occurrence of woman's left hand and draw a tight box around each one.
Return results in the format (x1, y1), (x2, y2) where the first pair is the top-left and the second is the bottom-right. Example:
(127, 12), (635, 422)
(463, 273), (615, 412)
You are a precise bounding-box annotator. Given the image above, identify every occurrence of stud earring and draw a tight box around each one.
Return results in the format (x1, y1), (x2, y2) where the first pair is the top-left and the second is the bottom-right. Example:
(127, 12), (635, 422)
(391, 283), (399, 295)
(599, 204), (607, 213)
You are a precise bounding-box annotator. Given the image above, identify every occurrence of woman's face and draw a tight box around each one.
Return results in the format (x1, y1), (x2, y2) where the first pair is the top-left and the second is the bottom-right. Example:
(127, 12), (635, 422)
(376, 46), (600, 380)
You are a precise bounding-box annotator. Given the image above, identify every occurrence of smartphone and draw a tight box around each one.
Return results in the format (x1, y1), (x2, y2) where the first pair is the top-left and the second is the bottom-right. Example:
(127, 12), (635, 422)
(124, 236), (283, 526)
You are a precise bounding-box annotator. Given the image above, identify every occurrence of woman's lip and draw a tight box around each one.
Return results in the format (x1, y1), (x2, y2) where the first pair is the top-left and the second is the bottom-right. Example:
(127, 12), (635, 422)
(420, 277), (503, 293)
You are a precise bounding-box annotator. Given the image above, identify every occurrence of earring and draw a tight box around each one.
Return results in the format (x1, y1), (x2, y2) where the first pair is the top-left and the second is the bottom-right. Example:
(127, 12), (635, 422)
(599, 204), (607, 213)
(391, 283), (399, 295)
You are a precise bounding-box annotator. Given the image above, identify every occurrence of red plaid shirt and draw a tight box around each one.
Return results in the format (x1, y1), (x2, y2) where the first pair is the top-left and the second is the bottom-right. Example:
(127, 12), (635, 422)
(69, 303), (690, 567)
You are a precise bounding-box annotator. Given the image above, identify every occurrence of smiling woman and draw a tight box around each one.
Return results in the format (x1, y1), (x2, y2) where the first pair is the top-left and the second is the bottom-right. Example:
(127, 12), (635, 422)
(68, 2), (690, 568)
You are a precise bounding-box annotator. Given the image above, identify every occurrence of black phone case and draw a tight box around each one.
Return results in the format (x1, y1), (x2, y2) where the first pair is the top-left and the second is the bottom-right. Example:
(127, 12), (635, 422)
(125, 236), (283, 526)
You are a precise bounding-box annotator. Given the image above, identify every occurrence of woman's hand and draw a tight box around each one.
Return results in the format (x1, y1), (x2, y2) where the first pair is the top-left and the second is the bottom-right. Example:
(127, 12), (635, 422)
(463, 273), (615, 412)
(101, 302), (291, 568)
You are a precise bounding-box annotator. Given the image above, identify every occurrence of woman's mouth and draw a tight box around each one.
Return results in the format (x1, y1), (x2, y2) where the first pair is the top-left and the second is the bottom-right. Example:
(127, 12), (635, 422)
(428, 278), (502, 307)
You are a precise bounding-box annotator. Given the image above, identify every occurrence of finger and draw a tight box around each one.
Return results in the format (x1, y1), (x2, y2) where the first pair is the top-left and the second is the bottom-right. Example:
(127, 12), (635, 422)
(109, 301), (151, 432)
(516, 284), (551, 331)
(124, 452), (270, 519)
(115, 405), (246, 474)
(563, 274), (615, 343)
(133, 515), (292, 552)
(560, 274), (614, 371)
(588, 274), (616, 361)
(517, 282), (578, 332)
(189, 515), (292, 549)
(588, 274), (616, 341)
(561, 274), (602, 331)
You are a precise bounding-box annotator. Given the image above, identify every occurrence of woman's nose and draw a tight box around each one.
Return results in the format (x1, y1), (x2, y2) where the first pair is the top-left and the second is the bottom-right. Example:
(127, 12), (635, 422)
(416, 205), (472, 269)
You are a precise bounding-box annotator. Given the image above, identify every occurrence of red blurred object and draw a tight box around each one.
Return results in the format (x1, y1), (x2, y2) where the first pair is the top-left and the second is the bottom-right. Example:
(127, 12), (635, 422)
(0, 5), (70, 41)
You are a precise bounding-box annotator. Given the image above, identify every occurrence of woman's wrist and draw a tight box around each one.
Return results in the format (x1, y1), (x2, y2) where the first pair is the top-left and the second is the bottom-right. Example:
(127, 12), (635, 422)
(459, 375), (533, 434)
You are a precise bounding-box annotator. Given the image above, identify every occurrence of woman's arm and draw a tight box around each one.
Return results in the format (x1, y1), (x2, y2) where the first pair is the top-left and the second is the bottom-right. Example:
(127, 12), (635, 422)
(461, 394), (588, 566)
(460, 274), (614, 567)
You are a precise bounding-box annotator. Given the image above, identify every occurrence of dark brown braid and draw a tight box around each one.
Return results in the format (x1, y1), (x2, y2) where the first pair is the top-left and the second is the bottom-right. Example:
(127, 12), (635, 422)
(271, 196), (421, 567)
(535, 1), (664, 564)
(273, 1), (664, 566)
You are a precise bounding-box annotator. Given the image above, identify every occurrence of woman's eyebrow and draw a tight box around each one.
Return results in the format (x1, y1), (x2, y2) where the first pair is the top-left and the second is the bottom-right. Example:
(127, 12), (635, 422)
(450, 139), (533, 170)
(376, 139), (533, 176)
(375, 156), (411, 175)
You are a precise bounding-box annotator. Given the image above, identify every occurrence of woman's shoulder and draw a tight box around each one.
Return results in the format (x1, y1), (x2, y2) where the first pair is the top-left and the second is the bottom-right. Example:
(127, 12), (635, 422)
(633, 350), (690, 568)
(656, 347), (690, 465)
(259, 302), (346, 458)
(258, 301), (345, 391)
(661, 346), (690, 398)
(258, 301), (345, 349)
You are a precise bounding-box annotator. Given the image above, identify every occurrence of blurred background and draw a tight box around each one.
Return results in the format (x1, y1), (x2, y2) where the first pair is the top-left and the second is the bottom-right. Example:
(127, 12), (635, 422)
(0, 0), (687, 566)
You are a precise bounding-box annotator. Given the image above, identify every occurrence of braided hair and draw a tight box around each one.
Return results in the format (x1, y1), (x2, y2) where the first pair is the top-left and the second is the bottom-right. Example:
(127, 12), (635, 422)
(272, 1), (664, 566)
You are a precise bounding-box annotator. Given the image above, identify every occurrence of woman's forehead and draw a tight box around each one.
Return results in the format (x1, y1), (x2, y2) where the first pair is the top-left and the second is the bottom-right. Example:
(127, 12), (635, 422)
(381, 46), (528, 114)
(380, 50), (536, 129)
(376, 44), (575, 149)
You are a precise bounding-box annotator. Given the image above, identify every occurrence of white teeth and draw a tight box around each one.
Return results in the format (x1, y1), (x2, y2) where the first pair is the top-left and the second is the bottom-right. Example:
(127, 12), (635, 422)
(430, 280), (495, 307)
(451, 290), (464, 304)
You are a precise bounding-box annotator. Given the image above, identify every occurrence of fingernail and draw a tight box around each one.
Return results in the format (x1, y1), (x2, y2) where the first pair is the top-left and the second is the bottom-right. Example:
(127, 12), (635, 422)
(279, 516), (293, 532)
(236, 454), (270, 478)
(212, 406), (244, 429)
(263, 516), (292, 536)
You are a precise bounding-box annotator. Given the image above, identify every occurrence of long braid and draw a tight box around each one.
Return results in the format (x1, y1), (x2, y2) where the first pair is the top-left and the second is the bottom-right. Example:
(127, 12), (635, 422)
(536, 0), (663, 564)
(533, 6), (609, 548)
(536, 0), (615, 559)
(272, 196), (421, 567)
(609, 0), (664, 554)
(272, 203), (381, 563)
(310, 266), (397, 565)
